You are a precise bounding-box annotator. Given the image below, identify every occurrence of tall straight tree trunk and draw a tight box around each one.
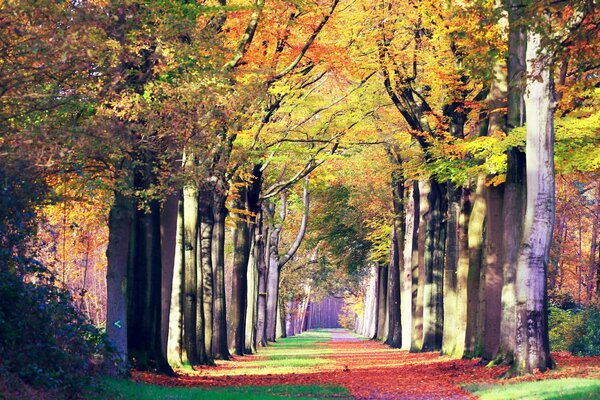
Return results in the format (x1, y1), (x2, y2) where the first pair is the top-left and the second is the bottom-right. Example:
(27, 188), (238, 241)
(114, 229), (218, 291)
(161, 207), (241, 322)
(199, 195), (214, 359)
(106, 191), (133, 368)
(465, 177), (486, 357)
(161, 194), (178, 358)
(513, 27), (554, 375)
(127, 193), (173, 374)
(586, 182), (599, 302)
(385, 225), (401, 346)
(496, 0), (527, 365)
(211, 194), (230, 360)
(376, 263), (388, 341)
(362, 262), (379, 338)
(167, 196), (185, 367)
(255, 217), (270, 347)
(245, 228), (258, 353)
(442, 185), (461, 355)
(182, 184), (199, 364)
(483, 185), (504, 362)
(401, 185), (414, 350)
(422, 180), (446, 351)
(454, 187), (472, 358)
(482, 53), (507, 363)
(195, 217), (209, 364)
(231, 198), (251, 355)
(386, 155), (405, 348)
(410, 181), (426, 352)
(265, 243), (281, 341)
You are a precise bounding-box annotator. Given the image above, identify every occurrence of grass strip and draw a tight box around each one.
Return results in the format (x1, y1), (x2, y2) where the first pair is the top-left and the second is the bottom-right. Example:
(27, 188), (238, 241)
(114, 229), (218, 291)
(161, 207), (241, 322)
(465, 377), (600, 400)
(91, 378), (352, 400)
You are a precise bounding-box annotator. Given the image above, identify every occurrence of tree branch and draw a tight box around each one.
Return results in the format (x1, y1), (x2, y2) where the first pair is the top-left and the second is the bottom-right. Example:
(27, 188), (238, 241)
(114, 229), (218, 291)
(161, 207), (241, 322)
(222, 0), (265, 71)
(278, 176), (310, 268)
(267, 0), (340, 83)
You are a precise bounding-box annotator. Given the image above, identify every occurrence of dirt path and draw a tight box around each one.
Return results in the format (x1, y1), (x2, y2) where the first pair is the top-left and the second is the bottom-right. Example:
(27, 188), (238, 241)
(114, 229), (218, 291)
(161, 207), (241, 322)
(134, 329), (600, 400)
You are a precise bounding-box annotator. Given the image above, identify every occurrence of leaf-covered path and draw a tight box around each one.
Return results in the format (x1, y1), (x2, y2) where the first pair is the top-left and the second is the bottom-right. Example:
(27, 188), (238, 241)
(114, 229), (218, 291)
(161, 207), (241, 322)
(133, 329), (600, 400)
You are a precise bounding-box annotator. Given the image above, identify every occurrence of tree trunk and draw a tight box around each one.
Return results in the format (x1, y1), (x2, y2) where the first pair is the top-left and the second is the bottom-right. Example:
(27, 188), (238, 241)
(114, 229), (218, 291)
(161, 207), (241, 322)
(106, 191), (133, 369)
(256, 216), (270, 347)
(422, 180), (446, 351)
(199, 196), (214, 359)
(454, 186), (472, 358)
(182, 184), (199, 364)
(465, 177), (486, 357)
(410, 181), (426, 352)
(483, 185), (504, 362)
(245, 227), (258, 353)
(265, 181), (309, 342)
(386, 162), (405, 348)
(167, 195), (185, 367)
(195, 214), (209, 364)
(161, 194), (178, 358)
(211, 194), (230, 360)
(231, 200), (251, 355)
(496, 0), (527, 364)
(127, 191), (173, 374)
(512, 28), (554, 375)
(265, 242), (281, 341)
(385, 225), (401, 347)
(376, 263), (388, 341)
(586, 181), (599, 302)
(442, 185), (461, 356)
(401, 184), (414, 350)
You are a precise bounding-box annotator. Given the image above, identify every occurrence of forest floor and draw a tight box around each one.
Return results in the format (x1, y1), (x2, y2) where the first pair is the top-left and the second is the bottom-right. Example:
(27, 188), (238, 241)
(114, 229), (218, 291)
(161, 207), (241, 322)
(131, 329), (600, 400)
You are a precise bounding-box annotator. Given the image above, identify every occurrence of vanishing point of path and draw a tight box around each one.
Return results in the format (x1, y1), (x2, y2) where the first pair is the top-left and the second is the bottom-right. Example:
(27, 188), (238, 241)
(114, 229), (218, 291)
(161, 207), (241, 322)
(133, 329), (600, 400)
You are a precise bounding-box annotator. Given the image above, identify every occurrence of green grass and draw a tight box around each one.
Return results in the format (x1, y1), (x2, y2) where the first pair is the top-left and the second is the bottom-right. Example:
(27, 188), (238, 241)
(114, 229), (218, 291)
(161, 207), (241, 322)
(88, 330), (349, 399)
(245, 330), (334, 369)
(90, 378), (352, 400)
(465, 378), (600, 400)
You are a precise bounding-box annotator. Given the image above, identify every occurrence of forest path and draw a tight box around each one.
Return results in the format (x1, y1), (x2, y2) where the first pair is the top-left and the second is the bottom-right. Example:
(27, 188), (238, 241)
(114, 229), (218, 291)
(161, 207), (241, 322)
(133, 329), (600, 400)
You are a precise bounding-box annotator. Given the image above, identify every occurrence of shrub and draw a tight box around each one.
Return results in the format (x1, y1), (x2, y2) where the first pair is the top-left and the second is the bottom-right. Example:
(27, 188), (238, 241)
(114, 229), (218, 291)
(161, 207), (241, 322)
(548, 304), (581, 352)
(569, 306), (600, 356)
(0, 266), (112, 398)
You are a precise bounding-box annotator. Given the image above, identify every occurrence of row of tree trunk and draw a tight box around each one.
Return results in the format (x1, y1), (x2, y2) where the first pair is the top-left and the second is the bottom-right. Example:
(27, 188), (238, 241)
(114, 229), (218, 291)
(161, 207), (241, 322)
(360, 0), (555, 376)
(106, 158), (311, 373)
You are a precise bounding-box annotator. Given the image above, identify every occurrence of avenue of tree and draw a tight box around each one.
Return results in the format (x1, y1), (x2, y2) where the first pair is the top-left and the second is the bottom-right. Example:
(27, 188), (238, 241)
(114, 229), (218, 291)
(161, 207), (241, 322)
(1, 0), (598, 379)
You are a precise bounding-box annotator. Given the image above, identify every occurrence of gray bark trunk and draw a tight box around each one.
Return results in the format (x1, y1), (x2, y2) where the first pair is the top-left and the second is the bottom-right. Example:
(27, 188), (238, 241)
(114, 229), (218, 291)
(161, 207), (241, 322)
(106, 191), (133, 369)
(211, 195), (230, 360)
(513, 28), (554, 375)
(166, 195), (185, 367)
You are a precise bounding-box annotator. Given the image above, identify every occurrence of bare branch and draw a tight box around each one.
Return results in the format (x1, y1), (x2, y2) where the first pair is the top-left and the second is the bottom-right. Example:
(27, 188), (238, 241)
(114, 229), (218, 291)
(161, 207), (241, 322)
(278, 176), (310, 268)
(267, 0), (340, 83)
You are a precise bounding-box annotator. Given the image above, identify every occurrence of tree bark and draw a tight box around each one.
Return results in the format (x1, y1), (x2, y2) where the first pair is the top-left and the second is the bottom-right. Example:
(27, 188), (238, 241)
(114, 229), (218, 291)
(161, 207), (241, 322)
(211, 192), (230, 360)
(512, 27), (554, 375)
(376, 263), (388, 341)
(401, 185), (414, 350)
(410, 181), (425, 352)
(199, 195), (214, 359)
(231, 191), (251, 355)
(106, 191), (133, 369)
(386, 157), (405, 348)
(166, 195), (185, 367)
(442, 185), (461, 356)
(127, 190), (173, 374)
(160, 194), (178, 358)
(465, 177), (486, 357)
(182, 184), (199, 364)
(422, 180), (446, 351)
(496, 0), (527, 364)
(586, 181), (599, 302)
(483, 185), (504, 362)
